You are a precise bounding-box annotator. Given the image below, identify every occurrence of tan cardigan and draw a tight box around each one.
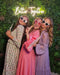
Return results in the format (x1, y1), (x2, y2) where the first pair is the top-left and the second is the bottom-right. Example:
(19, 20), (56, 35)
(8, 25), (24, 48)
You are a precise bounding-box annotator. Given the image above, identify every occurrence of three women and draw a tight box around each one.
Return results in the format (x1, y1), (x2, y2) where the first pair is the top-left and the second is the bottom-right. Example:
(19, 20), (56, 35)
(3, 16), (53, 75)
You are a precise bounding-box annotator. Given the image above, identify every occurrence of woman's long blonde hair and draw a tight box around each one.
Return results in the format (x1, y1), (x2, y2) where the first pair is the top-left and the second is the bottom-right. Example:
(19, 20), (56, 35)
(44, 17), (53, 47)
(29, 17), (42, 33)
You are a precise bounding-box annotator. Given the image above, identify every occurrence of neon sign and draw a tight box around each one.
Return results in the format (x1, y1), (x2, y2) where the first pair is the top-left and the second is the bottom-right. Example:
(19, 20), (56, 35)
(15, 7), (44, 16)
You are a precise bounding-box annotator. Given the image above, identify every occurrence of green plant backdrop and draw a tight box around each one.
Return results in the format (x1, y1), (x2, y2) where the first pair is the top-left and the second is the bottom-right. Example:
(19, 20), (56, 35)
(0, 0), (60, 74)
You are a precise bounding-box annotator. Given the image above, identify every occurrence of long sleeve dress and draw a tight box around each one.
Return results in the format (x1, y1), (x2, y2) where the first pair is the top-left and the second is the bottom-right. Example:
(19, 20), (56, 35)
(35, 30), (51, 75)
(16, 30), (40, 75)
(2, 25), (24, 75)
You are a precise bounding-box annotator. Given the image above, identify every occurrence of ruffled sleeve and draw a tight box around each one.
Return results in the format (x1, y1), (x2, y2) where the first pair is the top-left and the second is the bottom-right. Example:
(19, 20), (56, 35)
(13, 25), (24, 48)
(24, 30), (40, 52)
(36, 32), (49, 55)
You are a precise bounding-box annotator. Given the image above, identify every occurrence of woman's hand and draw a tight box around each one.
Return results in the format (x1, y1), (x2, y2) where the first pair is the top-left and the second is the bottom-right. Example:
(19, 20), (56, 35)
(26, 27), (30, 40)
(26, 27), (30, 34)
(6, 30), (11, 36)
(6, 30), (13, 40)
(33, 43), (36, 47)
(26, 26), (33, 34)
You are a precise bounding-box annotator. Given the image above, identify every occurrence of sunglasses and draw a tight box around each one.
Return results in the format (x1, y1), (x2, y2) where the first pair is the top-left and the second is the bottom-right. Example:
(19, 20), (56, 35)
(20, 16), (27, 23)
(34, 19), (41, 25)
(42, 19), (50, 26)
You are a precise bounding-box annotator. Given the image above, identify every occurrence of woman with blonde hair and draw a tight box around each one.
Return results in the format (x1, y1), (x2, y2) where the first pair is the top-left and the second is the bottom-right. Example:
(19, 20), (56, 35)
(35, 17), (53, 75)
(16, 18), (42, 75)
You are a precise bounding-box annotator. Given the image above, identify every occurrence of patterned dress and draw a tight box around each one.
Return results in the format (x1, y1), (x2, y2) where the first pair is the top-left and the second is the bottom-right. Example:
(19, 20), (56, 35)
(16, 30), (40, 75)
(35, 30), (51, 75)
(2, 25), (24, 75)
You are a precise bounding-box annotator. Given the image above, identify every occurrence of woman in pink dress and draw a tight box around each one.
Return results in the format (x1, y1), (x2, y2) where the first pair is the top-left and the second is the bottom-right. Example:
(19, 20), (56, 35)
(16, 18), (42, 75)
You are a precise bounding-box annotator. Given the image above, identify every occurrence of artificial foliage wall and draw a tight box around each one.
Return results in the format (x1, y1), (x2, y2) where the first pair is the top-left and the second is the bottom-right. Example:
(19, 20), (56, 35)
(0, 0), (60, 74)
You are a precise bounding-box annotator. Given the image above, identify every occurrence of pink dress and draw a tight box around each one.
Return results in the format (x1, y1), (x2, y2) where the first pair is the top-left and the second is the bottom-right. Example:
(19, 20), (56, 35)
(16, 30), (40, 75)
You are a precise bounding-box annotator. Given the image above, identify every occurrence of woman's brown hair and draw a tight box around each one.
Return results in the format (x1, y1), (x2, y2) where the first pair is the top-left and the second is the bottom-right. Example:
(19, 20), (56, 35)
(13, 16), (29, 49)
(13, 16), (29, 30)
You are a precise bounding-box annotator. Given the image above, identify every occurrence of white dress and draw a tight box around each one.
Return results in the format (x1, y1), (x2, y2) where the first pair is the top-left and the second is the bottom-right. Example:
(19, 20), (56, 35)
(2, 25), (24, 75)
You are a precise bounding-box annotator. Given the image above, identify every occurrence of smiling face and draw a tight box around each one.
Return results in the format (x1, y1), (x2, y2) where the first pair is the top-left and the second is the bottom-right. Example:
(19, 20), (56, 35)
(33, 18), (42, 30)
(19, 16), (28, 26)
(41, 18), (50, 30)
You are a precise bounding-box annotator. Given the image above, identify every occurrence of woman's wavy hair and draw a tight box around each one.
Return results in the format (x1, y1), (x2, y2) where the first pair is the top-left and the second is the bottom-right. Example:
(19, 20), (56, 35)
(29, 17), (42, 34)
(44, 17), (53, 47)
